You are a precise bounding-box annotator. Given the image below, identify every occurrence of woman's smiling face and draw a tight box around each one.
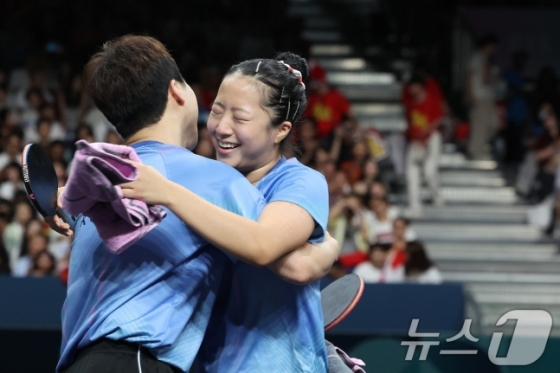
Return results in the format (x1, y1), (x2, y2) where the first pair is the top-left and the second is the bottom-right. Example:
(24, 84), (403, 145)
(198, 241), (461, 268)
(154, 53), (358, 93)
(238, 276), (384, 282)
(207, 74), (281, 174)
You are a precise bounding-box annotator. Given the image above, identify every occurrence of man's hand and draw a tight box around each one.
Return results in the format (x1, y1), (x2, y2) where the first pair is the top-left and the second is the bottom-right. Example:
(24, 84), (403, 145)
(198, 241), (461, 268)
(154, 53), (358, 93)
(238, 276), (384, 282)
(45, 214), (73, 237)
(44, 187), (73, 237)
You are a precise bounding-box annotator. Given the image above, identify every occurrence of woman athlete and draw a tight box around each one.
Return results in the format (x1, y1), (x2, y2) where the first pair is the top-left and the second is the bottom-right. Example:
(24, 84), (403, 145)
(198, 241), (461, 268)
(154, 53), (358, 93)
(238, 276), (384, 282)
(121, 53), (334, 372)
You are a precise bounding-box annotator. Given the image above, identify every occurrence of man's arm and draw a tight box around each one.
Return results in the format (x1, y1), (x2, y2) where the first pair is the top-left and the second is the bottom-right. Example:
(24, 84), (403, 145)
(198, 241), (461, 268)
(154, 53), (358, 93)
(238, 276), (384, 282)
(268, 232), (339, 285)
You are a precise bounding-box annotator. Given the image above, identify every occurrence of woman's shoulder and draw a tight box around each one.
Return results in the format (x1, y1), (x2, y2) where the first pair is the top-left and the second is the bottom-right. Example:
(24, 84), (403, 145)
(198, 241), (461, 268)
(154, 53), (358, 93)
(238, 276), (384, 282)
(272, 157), (327, 183)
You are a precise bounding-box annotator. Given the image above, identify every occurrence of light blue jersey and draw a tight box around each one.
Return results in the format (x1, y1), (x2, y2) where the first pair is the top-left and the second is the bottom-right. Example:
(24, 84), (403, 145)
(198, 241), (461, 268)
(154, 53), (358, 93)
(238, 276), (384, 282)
(57, 141), (265, 373)
(199, 157), (329, 373)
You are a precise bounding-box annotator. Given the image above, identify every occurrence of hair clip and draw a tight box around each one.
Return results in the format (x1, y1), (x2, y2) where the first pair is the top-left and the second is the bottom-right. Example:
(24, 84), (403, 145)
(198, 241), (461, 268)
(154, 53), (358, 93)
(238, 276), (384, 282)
(255, 61), (262, 73)
(278, 61), (306, 89)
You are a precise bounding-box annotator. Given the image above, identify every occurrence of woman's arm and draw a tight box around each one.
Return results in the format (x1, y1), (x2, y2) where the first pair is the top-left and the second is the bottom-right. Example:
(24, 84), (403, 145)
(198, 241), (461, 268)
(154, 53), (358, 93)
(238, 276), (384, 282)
(268, 232), (339, 285)
(121, 163), (316, 266)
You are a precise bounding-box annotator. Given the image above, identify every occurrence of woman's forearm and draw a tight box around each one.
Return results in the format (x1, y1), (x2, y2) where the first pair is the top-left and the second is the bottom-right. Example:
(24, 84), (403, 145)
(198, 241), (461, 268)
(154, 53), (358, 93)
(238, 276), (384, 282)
(164, 181), (313, 266)
(269, 235), (339, 285)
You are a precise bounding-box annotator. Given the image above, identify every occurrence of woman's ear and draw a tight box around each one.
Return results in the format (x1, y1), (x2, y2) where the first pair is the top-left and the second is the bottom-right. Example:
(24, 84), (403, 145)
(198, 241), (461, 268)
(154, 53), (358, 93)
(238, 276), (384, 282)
(169, 80), (186, 106)
(275, 121), (293, 143)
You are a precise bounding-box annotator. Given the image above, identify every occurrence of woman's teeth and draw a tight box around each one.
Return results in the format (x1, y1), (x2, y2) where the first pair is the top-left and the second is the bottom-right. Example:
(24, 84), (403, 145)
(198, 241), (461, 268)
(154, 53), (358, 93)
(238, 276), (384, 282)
(218, 141), (239, 149)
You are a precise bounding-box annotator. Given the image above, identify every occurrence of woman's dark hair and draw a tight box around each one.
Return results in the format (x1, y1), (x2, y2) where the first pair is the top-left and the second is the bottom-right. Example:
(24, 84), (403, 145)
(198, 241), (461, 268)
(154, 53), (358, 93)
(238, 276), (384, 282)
(225, 52), (309, 151)
(405, 241), (434, 276)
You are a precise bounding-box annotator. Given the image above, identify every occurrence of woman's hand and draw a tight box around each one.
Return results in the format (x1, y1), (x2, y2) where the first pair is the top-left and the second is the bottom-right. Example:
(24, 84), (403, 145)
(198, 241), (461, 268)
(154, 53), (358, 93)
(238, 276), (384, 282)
(120, 162), (174, 206)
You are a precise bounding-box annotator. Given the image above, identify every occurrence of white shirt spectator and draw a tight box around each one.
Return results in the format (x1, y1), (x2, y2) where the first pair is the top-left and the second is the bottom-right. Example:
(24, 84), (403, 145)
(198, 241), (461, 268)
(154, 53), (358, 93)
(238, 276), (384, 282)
(360, 206), (399, 244)
(407, 267), (443, 284)
(0, 181), (25, 201)
(0, 152), (21, 170)
(353, 262), (382, 283)
(12, 255), (31, 277)
(468, 52), (497, 101)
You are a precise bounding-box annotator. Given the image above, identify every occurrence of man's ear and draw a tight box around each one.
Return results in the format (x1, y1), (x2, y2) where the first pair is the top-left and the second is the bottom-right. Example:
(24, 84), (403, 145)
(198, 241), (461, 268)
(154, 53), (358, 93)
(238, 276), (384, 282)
(169, 80), (185, 106)
(275, 121), (292, 143)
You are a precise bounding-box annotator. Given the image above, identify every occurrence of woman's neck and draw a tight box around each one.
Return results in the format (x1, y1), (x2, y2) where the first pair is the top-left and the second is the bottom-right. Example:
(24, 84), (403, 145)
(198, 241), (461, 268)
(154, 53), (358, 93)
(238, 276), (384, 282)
(244, 154), (282, 185)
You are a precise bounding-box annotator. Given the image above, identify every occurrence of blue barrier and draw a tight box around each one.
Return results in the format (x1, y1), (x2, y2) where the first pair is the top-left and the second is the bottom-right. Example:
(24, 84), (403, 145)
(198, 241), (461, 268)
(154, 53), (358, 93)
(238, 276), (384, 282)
(323, 279), (465, 335)
(1, 277), (464, 336)
(0, 277), (66, 329)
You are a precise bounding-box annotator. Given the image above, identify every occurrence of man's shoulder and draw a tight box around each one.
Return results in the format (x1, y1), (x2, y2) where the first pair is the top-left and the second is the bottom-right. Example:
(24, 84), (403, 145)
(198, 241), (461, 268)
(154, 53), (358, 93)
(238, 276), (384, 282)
(137, 145), (245, 179)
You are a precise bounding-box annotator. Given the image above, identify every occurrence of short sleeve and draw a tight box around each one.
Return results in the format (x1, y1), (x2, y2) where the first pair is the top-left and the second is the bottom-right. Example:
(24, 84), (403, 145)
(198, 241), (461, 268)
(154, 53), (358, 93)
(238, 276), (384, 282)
(268, 168), (329, 243)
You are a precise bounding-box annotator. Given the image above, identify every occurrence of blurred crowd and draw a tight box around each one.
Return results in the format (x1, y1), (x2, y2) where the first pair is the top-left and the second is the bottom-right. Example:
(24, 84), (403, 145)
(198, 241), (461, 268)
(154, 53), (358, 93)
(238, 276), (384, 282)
(4, 2), (560, 284)
(0, 50), (444, 285)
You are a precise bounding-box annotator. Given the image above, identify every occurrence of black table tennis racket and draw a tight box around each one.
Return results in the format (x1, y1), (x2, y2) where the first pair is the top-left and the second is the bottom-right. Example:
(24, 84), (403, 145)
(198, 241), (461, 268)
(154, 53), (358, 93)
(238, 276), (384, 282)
(21, 143), (76, 228)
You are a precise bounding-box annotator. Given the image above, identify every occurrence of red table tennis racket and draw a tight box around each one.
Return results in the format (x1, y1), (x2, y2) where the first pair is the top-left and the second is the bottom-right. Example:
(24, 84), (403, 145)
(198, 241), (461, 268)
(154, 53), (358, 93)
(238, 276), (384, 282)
(321, 274), (364, 331)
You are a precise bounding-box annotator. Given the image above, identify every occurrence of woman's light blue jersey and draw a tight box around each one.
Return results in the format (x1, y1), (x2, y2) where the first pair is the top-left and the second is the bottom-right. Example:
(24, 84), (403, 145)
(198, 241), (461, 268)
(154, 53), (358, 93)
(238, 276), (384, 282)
(199, 157), (329, 373)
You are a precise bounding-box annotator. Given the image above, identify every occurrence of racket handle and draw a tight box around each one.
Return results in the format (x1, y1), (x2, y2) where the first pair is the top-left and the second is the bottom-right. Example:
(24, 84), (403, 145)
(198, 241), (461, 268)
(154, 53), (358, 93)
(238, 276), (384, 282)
(59, 209), (77, 230)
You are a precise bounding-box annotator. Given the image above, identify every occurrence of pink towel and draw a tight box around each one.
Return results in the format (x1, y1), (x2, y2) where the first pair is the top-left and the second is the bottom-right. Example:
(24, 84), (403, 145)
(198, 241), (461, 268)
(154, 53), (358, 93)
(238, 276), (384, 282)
(61, 140), (166, 254)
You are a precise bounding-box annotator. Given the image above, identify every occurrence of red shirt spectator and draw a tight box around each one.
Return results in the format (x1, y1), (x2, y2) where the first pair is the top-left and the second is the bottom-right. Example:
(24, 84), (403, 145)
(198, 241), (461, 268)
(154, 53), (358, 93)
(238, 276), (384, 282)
(305, 63), (351, 139)
(401, 76), (443, 107)
(306, 90), (350, 139)
(404, 78), (444, 142)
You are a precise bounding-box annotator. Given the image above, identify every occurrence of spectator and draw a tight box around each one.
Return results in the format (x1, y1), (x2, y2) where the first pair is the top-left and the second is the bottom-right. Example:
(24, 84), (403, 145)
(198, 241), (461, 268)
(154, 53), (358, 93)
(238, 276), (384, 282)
(329, 115), (362, 166)
(353, 158), (380, 197)
(352, 243), (388, 283)
(402, 64), (445, 109)
(405, 241), (443, 284)
(3, 201), (35, 269)
(36, 118), (52, 150)
(369, 181), (389, 200)
(76, 123), (95, 143)
(339, 139), (372, 186)
(0, 162), (25, 201)
(466, 34), (500, 160)
(305, 62), (351, 143)
(393, 217), (417, 243)
(53, 161), (68, 187)
(403, 75), (444, 217)
(48, 140), (67, 164)
(296, 117), (320, 167)
(0, 109), (18, 141)
(0, 133), (22, 170)
(361, 197), (399, 245)
(328, 193), (364, 254)
(0, 85), (7, 110)
(38, 103), (66, 140)
(20, 88), (45, 135)
(504, 51), (529, 164)
(517, 102), (560, 203)
(0, 213), (10, 275)
(0, 199), (14, 218)
(28, 249), (57, 277)
(327, 170), (351, 208)
(13, 233), (49, 277)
